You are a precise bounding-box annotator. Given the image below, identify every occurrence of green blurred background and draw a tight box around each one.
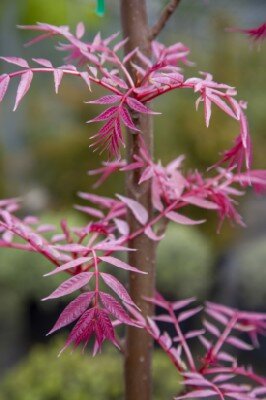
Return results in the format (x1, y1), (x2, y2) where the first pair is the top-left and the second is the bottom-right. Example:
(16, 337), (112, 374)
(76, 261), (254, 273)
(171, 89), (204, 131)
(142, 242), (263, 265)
(0, 0), (266, 398)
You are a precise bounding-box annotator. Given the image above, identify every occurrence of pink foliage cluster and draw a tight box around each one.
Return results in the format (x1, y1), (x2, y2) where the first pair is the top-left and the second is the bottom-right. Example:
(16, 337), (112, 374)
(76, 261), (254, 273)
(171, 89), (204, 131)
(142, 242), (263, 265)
(1, 22), (266, 399)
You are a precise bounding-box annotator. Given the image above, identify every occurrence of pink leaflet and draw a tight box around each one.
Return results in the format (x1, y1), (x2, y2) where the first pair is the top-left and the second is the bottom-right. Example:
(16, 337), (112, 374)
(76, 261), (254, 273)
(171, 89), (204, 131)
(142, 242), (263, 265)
(144, 225), (165, 241)
(114, 218), (129, 235)
(88, 95), (122, 104)
(120, 107), (140, 131)
(80, 71), (91, 90)
(64, 307), (96, 350)
(13, 70), (33, 110)
(0, 56), (29, 68)
(99, 292), (137, 326)
(88, 106), (118, 123)
(226, 336), (253, 351)
(42, 272), (94, 300)
(126, 97), (160, 115)
(0, 74), (10, 102)
(172, 297), (196, 311)
(178, 306), (203, 323)
(166, 211), (205, 225)
(99, 255), (146, 274)
(32, 58), (53, 67)
(117, 194), (148, 225)
(76, 22), (85, 39)
(183, 196), (219, 210)
(101, 272), (135, 306)
(74, 204), (104, 219)
(47, 292), (94, 335)
(53, 69), (64, 94)
(44, 256), (92, 276)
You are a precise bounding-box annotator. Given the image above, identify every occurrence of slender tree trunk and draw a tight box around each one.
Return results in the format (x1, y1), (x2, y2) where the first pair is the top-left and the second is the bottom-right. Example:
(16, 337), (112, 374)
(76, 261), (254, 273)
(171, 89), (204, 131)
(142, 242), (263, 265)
(120, 2), (155, 400)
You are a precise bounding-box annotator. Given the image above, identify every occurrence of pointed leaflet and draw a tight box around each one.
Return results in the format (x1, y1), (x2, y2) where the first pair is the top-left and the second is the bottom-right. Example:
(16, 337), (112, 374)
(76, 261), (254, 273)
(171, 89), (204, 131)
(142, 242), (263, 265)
(42, 272), (94, 300)
(54, 69), (64, 93)
(101, 272), (135, 306)
(117, 194), (148, 225)
(126, 97), (160, 115)
(65, 307), (96, 348)
(99, 256), (146, 274)
(13, 70), (33, 110)
(99, 292), (136, 325)
(76, 22), (85, 39)
(120, 106), (139, 131)
(80, 71), (91, 91)
(166, 211), (205, 225)
(44, 256), (92, 276)
(0, 56), (29, 68)
(88, 95), (122, 104)
(88, 106), (118, 123)
(0, 74), (10, 102)
(95, 308), (118, 348)
(47, 292), (94, 335)
(32, 58), (53, 67)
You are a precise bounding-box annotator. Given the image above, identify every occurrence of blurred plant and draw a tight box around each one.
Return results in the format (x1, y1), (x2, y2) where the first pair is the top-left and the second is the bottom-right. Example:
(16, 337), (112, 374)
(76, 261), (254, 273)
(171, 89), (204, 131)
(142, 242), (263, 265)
(0, 339), (180, 400)
(157, 224), (213, 299)
(0, 2), (265, 400)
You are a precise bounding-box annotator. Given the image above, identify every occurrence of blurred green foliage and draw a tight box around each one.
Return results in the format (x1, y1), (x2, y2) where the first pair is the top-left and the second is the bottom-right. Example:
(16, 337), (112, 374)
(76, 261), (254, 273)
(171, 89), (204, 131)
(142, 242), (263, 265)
(0, 339), (181, 400)
(157, 224), (213, 299)
(237, 236), (266, 307)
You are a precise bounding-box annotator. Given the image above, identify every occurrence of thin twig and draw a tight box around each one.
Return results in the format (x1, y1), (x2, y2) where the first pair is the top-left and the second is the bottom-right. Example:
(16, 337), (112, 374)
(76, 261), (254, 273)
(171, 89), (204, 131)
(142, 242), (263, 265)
(149, 0), (182, 41)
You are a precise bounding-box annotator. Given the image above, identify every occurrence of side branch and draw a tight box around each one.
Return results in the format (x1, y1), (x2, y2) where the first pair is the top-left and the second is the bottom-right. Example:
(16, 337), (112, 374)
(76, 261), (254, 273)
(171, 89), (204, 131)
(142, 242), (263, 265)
(149, 0), (181, 41)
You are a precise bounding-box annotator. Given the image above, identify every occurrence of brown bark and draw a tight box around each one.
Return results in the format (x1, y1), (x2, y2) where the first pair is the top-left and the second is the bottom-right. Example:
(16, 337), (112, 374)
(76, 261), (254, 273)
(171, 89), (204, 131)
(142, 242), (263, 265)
(120, 2), (155, 400)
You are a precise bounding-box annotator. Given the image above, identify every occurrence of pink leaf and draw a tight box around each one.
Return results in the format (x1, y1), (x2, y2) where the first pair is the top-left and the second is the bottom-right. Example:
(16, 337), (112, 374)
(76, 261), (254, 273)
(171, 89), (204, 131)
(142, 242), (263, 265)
(13, 70), (33, 110)
(226, 336), (253, 351)
(80, 71), (91, 91)
(166, 211), (205, 225)
(76, 22), (85, 39)
(144, 225), (165, 241)
(183, 196), (219, 210)
(120, 107), (140, 131)
(0, 56), (29, 68)
(100, 292), (137, 325)
(99, 255), (146, 274)
(114, 218), (129, 235)
(42, 272), (93, 300)
(32, 58), (53, 67)
(178, 306), (203, 322)
(172, 298), (196, 311)
(208, 92), (237, 120)
(101, 272), (135, 306)
(47, 292), (94, 334)
(117, 194), (148, 225)
(53, 69), (63, 94)
(126, 97), (160, 115)
(88, 95), (121, 104)
(44, 256), (92, 276)
(0, 74), (10, 101)
(88, 106), (118, 123)
(74, 204), (104, 218)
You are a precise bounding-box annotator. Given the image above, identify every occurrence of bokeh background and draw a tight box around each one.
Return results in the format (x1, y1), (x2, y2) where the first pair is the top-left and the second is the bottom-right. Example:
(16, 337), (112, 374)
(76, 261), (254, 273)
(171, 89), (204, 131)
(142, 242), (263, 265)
(0, 0), (265, 398)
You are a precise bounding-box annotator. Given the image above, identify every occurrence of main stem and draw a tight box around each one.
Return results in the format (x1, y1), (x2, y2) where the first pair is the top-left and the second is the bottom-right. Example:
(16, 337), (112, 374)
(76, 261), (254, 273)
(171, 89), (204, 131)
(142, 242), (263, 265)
(120, 2), (155, 400)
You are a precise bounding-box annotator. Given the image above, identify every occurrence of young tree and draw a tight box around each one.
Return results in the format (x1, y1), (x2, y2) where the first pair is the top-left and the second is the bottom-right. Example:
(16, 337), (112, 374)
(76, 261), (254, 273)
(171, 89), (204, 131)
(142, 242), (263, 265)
(0, 2), (266, 400)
